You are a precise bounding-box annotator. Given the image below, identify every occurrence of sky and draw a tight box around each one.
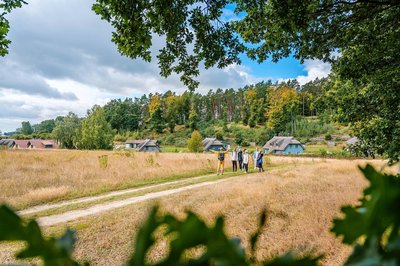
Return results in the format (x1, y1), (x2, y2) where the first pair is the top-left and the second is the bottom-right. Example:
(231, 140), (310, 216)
(0, 0), (331, 133)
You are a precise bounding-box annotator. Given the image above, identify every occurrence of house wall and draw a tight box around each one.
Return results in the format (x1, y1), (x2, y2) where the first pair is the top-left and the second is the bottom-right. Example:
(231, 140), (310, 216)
(125, 143), (134, 149)
(208, 145), (225, 151)
(264, 144), (304, 155)
(141, 146), (160, 152)
(282, 144), (304, 155)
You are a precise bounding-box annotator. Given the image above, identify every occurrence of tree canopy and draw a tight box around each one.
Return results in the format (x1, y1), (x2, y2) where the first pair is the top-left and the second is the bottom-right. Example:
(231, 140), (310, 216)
(92, 0), (399, 89)
(77, 106), (114, 150)
(92, 0), (400, 161)
(0, 0), (27, 56)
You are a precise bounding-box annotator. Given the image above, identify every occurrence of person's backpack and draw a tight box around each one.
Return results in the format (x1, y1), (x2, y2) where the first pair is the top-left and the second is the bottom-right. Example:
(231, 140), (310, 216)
(218, 152), (225, 161)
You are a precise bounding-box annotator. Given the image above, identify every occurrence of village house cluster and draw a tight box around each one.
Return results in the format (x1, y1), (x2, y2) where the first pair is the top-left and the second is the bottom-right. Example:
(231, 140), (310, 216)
(0, 139), (59, 149)
(1, 136), (306, 155)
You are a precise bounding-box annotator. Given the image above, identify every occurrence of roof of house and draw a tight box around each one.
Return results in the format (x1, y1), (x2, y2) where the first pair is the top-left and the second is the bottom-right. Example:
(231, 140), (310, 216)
(263, 136), (303, 151)
(138, 139), (159, 151)
(202, 138), (226, 150)
(126, 139), (159, 151)
(0, 139), (15, 148)
(346, 137), (360, 146)
(29, 139), (59, 149)
(15, 140), (30, 149)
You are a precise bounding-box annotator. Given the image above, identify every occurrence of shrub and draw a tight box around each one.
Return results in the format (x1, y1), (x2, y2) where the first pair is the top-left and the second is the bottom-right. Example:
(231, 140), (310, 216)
(325, 134), (332, 141)
(98, 155), (108, 168)
(113, 133), (127, 142)
(234, 131), (244, 146)
(187, 130), (203, 152)
(174, 137), (188, 147)
(319, 148), (328, 156)
(215, 130), (224, 140)
(200, 126), (215, 138)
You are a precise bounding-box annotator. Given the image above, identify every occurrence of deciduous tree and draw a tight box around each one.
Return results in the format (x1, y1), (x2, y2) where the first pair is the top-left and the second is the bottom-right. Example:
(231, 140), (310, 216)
(77, 107), (114, 150)
(20, 121), (33, 135)
(0, 0), (26, 56)
(187, 130), (203, 152)
(52, 112), (81, 149)
(93, 0), (400, 161)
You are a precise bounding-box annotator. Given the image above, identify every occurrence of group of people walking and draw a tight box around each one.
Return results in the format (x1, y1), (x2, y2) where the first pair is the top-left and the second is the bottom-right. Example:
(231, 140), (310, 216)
(213, 147), (265, 175)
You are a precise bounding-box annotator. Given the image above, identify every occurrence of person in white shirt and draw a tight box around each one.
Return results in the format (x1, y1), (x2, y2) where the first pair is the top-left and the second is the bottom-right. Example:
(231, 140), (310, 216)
(243, 149), (250, 173)
(253, 148), (259, 170)
(231, 148), (238, 172)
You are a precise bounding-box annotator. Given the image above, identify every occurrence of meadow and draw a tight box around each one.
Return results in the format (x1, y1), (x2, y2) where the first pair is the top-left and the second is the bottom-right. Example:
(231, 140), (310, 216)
(49, 158), (389, 266)
(0, 149), (219, 209)
(0, 150), (396, 265)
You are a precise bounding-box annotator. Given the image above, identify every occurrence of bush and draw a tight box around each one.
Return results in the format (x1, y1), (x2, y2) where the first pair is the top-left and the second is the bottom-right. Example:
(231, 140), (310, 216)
(234, 131), (244, 146)
(98, 155), (108, 168)
(319, 148), (328, 156)
(174, 137), (187, 147)
(325, 134), (332, 141)
(215, 130), (224, 140)
(187, 130), (203, 152)
(200, 126), (215, 138)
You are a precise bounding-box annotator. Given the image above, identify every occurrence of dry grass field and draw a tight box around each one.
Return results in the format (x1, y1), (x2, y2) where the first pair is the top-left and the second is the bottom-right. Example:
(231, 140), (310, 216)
(0, 150), (396, 266)
(0, 149), (219, 209)
(37, 158), (385, 266)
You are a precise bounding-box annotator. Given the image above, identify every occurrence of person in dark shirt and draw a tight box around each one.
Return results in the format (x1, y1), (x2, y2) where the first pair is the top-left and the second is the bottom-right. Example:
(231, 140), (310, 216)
(212, 147), (230, 175)
(256, 151), (264, 172)
(237, 148), (243, 171)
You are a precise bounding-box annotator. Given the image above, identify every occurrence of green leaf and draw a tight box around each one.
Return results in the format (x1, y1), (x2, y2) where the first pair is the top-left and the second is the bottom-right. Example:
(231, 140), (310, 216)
(127, 206), (161, 266)
(0, 205), (80, 266)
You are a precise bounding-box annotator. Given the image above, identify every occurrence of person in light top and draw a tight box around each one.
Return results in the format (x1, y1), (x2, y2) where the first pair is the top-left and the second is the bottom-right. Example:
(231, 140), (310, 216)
(253, 148), (259, 170)
(231, 148), (238, 172)
(243, 149), (250, 173)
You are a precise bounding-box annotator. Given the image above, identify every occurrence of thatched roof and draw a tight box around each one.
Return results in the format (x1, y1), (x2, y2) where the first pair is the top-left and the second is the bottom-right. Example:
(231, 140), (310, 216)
(263, 136), (303, 151)
(202, 138), (225, 150)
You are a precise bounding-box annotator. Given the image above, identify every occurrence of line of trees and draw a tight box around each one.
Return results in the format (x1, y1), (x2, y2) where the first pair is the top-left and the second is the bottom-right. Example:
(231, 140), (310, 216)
(6, 77), (334, 150)
(5, 74), (397, 161)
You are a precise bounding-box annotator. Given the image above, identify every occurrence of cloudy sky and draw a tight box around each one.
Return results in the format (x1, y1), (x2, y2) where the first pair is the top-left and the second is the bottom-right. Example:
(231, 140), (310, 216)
(0, 0), (331, 132)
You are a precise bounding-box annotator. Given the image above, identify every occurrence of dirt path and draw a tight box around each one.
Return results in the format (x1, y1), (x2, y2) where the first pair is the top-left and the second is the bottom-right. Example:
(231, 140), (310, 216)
(19, 173), (217, 216)
(37, 177), (236, 226)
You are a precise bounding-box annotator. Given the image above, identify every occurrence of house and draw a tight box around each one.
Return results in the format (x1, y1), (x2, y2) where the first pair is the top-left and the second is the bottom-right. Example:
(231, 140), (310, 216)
(28, 139), (59, 149)
(125, 139), (160, 152)
(14, 140), (30, 149)
(125, 140), (144, 149)
(0, 139), (16, 149)
(202, 138), (229, 152)
(263, 136), (304, 155)
(0, 139), (59, 149)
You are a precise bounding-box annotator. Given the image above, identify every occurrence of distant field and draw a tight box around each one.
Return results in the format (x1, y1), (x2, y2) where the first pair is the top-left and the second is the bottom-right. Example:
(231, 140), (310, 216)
(0, 149), (221, 209)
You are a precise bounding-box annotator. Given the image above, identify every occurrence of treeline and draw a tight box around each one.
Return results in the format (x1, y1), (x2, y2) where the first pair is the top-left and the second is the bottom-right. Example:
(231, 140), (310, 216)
(6, 78), (338, 149)
(100, 78), (327, 135)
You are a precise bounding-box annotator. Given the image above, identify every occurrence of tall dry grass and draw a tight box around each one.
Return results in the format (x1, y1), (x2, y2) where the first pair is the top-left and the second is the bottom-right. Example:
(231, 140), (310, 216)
(29, 158), (390, 266)
(0, 149), (219, 209)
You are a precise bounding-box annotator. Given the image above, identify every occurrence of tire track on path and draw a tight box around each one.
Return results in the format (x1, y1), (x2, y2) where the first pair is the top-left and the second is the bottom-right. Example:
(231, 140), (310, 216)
(19, 174), (216, 216)
(37, 177), (233, 226)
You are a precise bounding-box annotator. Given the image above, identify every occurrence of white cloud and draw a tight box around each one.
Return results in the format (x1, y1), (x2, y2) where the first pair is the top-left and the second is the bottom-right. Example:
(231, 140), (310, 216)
(295, 59), (331, 85)
(0, 0), (317, 132)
